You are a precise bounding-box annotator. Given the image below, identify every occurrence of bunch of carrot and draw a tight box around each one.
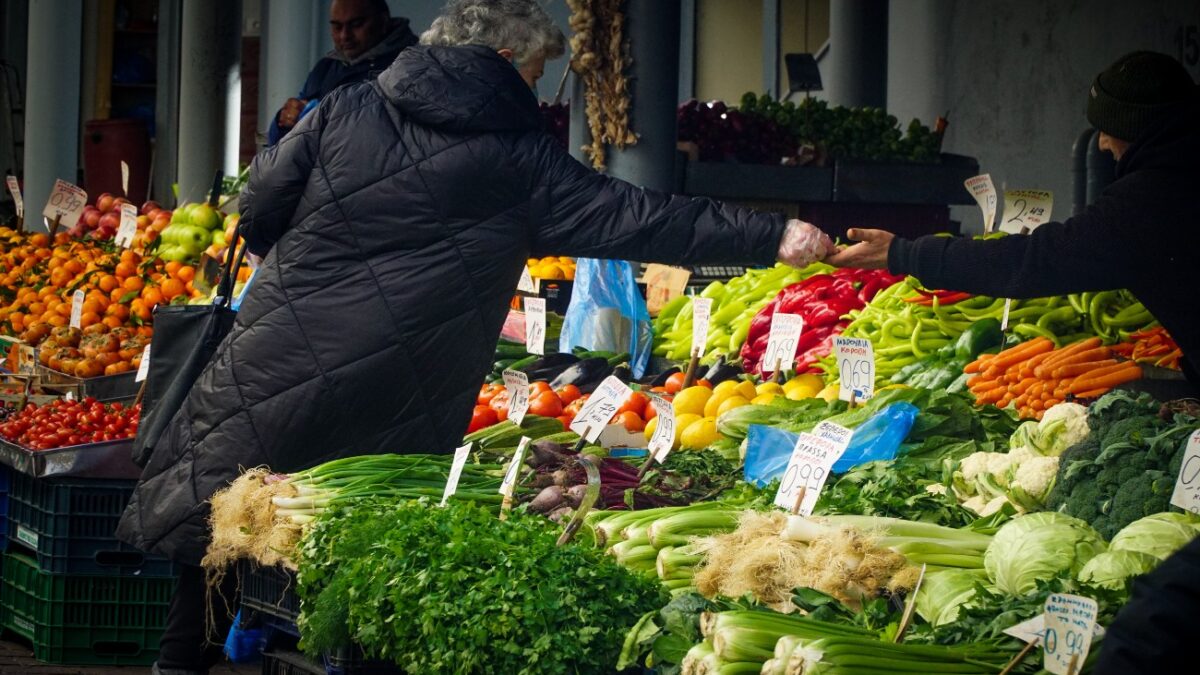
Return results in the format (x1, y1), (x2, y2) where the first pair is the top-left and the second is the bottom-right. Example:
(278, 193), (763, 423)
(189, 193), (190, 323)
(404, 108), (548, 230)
(1111, 326), (1182, 370)
(965, 337), (1143, 419)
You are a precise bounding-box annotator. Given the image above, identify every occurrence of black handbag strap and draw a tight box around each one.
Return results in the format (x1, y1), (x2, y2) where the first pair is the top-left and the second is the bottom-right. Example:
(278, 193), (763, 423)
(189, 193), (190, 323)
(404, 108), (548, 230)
(214, 225), (247, 308)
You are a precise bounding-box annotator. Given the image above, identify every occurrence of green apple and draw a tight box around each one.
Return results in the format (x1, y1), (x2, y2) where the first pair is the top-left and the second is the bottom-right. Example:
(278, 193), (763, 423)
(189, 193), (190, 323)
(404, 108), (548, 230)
(211, 229), (227, 248)
(158, 245), (189, 262)
(191, 203), (222, 232)
(160, 224), (182, 246)
(177, 224), (212, 257)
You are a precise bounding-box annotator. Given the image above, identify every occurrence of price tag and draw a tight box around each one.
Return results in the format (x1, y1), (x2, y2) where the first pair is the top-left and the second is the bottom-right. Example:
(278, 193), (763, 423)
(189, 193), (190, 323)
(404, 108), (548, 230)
(647, 395), (676, 463)
(517, 266), (537, 293)
(570, 376), (633, 442)
(440, 444), (472, 506)
(1001, 189), (1053, 234)
(503, 369), (530, 427)
(762, 313), (804, 375)
(135, 344), (151, 382)
(964, 174), (998, 233)
(1004, 614), (1105, 645)
(41, 179), (88, 228)
(642, 264), (691, 315)
(16, 344), (36, 375)
(5, 175), (21, 218)
(835, 337), (874, 402)
(69, 290), (85, 330)
(773, 432), (847, 514)
(811, 421), (854, 450)
(1042, 594), (1098, 675)
(120, 161), (130, 196)
(523, 297), (546, 356)
(498, 436), (531, 498)
(1001, 298), (1013, 331)
(115, 203), (138, 248)
(1170, 430), (1200, 515)
(691, 297), (713, 357)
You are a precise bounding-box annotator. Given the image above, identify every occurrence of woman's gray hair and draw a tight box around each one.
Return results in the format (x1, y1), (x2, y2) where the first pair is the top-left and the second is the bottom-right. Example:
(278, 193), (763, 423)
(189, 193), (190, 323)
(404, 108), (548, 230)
(421, 0), (566, 64)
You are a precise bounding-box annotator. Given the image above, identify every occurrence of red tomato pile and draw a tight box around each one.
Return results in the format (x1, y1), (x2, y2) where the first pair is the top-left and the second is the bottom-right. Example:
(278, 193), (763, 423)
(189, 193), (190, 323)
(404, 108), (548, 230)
(0, 397), (141, 450)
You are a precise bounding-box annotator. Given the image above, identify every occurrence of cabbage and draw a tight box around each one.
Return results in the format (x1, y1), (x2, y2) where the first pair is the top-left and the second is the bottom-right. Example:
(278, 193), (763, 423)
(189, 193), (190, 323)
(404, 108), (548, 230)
(915, 569), (991, 626)
(1078, 550), (1159, 590)
(984, 512), (1107, 595)
(1109, 512), (1200, 561)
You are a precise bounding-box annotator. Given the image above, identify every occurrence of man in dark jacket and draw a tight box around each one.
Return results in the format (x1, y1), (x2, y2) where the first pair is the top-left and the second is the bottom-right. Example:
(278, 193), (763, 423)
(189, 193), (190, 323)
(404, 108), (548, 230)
(121, 2), (833, 672)
(266, 0), (417, 145)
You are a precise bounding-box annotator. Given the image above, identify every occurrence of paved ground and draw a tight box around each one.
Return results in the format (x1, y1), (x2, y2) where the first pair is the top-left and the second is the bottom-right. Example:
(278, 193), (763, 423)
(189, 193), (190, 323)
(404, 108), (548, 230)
(0, 638), (258, 674)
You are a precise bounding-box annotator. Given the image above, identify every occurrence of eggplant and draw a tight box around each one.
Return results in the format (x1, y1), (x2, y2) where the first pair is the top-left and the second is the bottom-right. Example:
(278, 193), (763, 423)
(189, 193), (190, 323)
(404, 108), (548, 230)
(646, 366), (681, 387)
(703, 357), (742, 386)
(519, 353), (579, 372)
(611, 364), (632, 383)
(549, 357), (611, 391)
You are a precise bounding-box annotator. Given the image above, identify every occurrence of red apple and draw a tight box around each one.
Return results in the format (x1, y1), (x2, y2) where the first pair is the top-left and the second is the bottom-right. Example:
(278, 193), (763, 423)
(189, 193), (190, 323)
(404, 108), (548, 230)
(145, 208), (163, 221)
(140, 200), (161, 215)
(98, 211), (120, 232)
(83, 208), (101, 228)
(136, 215), (151, 230)
(96, 193), (115, 213)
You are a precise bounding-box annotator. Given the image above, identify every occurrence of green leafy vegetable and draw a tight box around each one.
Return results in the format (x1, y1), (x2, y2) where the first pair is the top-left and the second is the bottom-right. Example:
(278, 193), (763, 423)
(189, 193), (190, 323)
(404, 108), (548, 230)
(983, 512), (1107, 596)
(1108, 512), (1200, 561)
(1077, 550), (1159, 590)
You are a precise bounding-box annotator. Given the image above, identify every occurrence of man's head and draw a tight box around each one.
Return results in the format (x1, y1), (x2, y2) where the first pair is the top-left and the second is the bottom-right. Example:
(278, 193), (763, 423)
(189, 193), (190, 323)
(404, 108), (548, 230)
(1086, 51), (1196, 159)
(420, 0), (566, 89)
(330, 0), (391, 60)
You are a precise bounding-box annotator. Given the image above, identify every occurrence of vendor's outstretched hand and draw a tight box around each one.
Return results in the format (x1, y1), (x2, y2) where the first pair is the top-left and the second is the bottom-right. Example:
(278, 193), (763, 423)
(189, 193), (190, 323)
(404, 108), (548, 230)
(826, 228), (894, 270)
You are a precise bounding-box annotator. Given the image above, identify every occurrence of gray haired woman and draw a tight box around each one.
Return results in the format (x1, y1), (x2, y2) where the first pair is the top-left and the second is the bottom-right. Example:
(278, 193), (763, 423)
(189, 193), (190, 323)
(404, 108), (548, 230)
(132, 1), (832, 673)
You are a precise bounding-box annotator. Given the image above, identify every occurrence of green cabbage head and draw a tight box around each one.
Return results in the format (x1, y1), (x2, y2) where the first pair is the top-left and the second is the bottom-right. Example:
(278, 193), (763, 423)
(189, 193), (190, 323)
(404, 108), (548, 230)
(984, 512), (1107, 595)
(915, 569), (991, 626)
(1109, 512), (1200, 561)
(1078, 550), (1159, 590)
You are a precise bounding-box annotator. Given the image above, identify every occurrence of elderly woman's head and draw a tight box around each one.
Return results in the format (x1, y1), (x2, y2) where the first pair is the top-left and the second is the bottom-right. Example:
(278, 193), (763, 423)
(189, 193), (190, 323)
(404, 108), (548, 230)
(421, 0), (566, 88)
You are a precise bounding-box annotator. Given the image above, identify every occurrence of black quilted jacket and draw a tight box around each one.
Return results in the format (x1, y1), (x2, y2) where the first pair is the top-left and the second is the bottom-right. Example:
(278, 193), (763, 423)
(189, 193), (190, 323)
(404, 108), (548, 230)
(117, 45), (787, 564)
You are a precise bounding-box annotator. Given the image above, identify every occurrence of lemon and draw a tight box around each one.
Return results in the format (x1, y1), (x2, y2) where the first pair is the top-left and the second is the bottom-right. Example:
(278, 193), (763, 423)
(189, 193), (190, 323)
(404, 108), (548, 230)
(540, 264), (566, 280)
(644, 416), (658, 442)
(752, 393), (777, 405)
(673, 387), (712, 416)
(717, 395), (751, 416)
(526, 258), (539, 267)
(817, 384), (840, 402)
(713, 380), (741, 398)
(680, 416), (719, 450)
(674, 413), (703, 447)
(703, 391), (728, 418)
(785, 385), (820, 401)
(756, 382), (784, 396)
(734, 380), (758, 401)
(558, 256), (574, 264)
(795, 373), (825, 390)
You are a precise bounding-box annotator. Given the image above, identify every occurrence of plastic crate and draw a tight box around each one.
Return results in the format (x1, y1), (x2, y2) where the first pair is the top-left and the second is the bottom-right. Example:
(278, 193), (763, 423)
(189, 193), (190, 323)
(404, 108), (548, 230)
(0, 464), (10, 543)
(240, 561), (300, 624)
(0, 551), (170, 665)
(262, 648), (325, 675)
(323, 647), (404, 675)
(7, 473), (174, 576)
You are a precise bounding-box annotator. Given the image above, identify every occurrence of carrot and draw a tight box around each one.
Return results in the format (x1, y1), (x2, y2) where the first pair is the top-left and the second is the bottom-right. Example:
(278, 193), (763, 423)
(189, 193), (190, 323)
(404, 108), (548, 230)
(996, 394), (1015, 408)
(1073, 387), (1111, 399)
(1035, 347), (1111, 377)
(1043, 397), (1063, 408)
(966, 374), (988, 387)
(1015, 393), (1030, 408)
(964, 356), (992, 374)
(1069, 364), (1143, 394)
(1022, 350), (1056, 375)
(1028, 381), (1044, 399)
(1030, 398), (1046, 412)
(976, 385), (1008, 405)
(1012, 377), (1039, 395)
(970, 380), (999, 395)
(1037, 337), (1103, 370)
(1053, 382), (1070, 399)
(989, 338), (1055, 371)
(982, 365), (1002, 380)
(1018, 405), (1035, 419)
(1051, 359), (1118, 379)
(1068, 361), (1139, 383)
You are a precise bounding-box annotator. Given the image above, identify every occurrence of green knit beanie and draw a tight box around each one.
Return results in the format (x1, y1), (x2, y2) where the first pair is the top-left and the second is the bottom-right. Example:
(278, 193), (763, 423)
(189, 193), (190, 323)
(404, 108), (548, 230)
(1086, 51), (1195, 142)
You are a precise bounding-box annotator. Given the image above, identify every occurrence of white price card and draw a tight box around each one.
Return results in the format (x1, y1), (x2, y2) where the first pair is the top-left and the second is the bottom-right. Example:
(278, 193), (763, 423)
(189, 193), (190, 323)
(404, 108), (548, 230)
(1042, 594), (1098, 675)
(517, 266), (537, 293)
(503, 369), (531, 427)
(762, 313), (804, 375)
(691, 297), (713, 357)
(498, 436), (531, 498)
(69, 290), (85, 330)
(1170, 430), (1200, 515)
(647, 395), (676, 463)
(440, 444), (472, 506)
(835, 337), (875, 402)
(773, 432), (848, 514)
(642, 264), (691, 315)
(135, 344), (152, 382)
(16, 344), (36, 376)
(116, 203), (138, 249)
(5, 175), (21, 218)
(1001, 298), (1013, 331)
(523, 296), (546, 356)
(570, 376), (633, 442)
(964, 174), (998, 233)
(120, 161), (130, 196)
(1001, 189), (1053, 234)
(1004, 614), (1105, 645)
(41, 179), (88, 228)
(811, 421), (854, 450)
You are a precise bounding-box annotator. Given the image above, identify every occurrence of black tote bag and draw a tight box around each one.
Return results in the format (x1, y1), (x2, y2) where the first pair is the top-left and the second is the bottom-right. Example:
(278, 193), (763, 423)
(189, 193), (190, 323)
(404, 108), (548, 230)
(130, 234), (246, 467)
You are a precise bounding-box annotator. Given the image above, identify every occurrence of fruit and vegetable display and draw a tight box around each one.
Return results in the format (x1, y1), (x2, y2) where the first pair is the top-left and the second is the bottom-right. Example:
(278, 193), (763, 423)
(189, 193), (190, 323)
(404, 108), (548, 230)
(0, 397), (140, 450)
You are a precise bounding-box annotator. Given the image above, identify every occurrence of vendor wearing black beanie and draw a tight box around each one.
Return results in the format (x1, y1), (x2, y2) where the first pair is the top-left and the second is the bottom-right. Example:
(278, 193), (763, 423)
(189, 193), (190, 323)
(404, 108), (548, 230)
(828, 51), (1200, 389)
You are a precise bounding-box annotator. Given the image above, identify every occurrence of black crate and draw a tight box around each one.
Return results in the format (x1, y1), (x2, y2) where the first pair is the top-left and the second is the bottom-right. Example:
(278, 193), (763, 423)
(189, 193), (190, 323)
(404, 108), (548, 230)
(7, 473), (174, 576)
(262, 648), (325, 675)
(240, 561), (300, 624)
(323, 646), (404, 675)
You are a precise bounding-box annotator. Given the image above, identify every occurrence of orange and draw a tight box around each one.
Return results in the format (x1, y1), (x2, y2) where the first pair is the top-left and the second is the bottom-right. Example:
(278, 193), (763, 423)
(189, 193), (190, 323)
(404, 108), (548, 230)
(80, 311), (102, 327)
(106, 304), (130, 321)
(98, 275), (119, 293)
(81, 299), (103, 315)
(29, 233), (49, 248)
(63, 259), (83, 275)
(37, 286), (56, 299)
(176, 265), (196, 283)
(141, 287), (164, 307)
(119, 249), (140, 265)
(47, 314), (67, 327)
(164, 261), (182, 277)
(114, 261), (136, 278)
(109, 288), (125, 304)
(137, 325), (154, 338)
(122, 276), (145, 293)
(161, 278), (185, 300)
(27, 302), (45, 316)
(102, 316), (123, 329)
(55, 302), (71, 318)
(131, 302), (151, 322)
(8, 312), (23, 328)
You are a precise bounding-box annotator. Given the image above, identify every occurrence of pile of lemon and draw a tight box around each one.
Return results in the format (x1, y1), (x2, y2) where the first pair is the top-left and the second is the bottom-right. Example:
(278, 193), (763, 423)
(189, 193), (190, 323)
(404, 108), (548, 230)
(527, 256), (576, 280)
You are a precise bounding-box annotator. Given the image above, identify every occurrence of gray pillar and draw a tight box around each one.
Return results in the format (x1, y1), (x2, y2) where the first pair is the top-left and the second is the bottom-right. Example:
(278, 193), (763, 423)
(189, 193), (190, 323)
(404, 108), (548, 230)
(825, 0), (887, 109)
(260, 0), (323, 138)
(177, 0), (242, 204)
(154, 0), (182, 204)
(885, 0), (948, 127)
(23, 0), (82, 230)
(761, 0), (780, 99)
(606, 0), (681, 192)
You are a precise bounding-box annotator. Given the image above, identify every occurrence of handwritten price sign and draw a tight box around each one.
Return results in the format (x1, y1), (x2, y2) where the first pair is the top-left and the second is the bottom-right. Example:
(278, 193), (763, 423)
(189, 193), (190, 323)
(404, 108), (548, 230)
(691, 297), (713, 358)
(964, 174), (998, 233)
(835, 337), (874, 402)
(116, 204), (138, 248)
(524, 297), (546, 356)
(1042, 594), (1097, 674)
(773, 432), (848, 514)
(517, 266), (537, 293)
(1001, 189), (1053, 234)
(570, 376), (632, 442)
(440, 444), (472, 506)
(5, 176), (21, 218)
(503, 369), (531, 427)
(1170, 430), (1200, 515)
(647, 395), (676, 463)
(498, 437), (531, 498)
(762, 313), (804, 375)
(42, 179), (87, 228)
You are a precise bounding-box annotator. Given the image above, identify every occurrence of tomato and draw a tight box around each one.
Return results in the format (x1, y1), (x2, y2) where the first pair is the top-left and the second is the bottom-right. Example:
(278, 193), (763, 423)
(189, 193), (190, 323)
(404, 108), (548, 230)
(618, 391), (649, 418)
(555, 414), (573, 430)
(528, 391), (563, 418)
(489, 392), (510, 422)
(477, 383), (504, 405)
(529, 381), (553, 397)
(555, 384), (582, 405)
(644, 402), (658, 421)
(616, 410), (645, 433)
(664, 372), (686, 394)
(695, 379), (713, 389)
(564, 396), (587, 416)
(467, 405), (499, 433)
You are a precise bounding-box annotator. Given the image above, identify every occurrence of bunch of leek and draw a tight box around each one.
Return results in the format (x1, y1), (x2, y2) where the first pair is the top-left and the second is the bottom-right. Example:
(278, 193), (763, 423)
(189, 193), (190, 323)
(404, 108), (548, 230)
(782, 514), (993, 570)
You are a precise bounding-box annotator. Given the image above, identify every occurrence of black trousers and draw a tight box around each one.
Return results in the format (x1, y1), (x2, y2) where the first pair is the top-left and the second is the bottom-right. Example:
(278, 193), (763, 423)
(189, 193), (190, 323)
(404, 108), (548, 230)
(157, 564), (239, 671)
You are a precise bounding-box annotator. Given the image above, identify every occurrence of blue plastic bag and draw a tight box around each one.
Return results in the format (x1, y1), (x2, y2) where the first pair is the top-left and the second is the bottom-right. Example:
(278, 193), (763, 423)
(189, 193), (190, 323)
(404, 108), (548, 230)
(743, 403), (919, 487)
(223, 609), (263, 664)
(559, 258), (652, 377)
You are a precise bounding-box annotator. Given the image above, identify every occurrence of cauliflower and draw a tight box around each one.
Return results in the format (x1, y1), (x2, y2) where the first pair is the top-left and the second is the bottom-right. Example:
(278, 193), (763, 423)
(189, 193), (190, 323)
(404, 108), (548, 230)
(962, 495), (988, 515)
(1028, 402), (1090, 456)
(924, 483), (948, 496)
(979, 496), (1010, 517)
(1007, 455), (1061, 512)
(957, 452), (991, 482)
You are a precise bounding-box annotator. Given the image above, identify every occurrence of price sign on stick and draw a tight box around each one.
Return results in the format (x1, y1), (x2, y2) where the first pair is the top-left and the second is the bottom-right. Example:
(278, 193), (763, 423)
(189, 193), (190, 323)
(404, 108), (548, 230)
(1170, 430), (1200, 515)
(691, 297), (713, 357)
(835, 337), (875, 403)
(1042, 594), (1098, 675)
(1004, 614), (1106, 645)
(517, 266), (537, 293)
(811, 421), (854, 450)
(964, 174), (998, 233)
(570, 376), (632, 442)
(69, 290), (85, 330)
(524, 297), (546, 356)
(642, 264), (691, 315)
(647, 395), (676, 463)
(498, 437), (531, 520)
(115, 203), (138, 248)
(762, 313), (804, 376)
(440, 444), (472, 506)
(5, 175), (22, 218)
(42, 179), (87, 229)
(1000, 190), (1053, 234)
(120, 161), (130, 196)
(774, 432), (848, 514)
(135, 345), (152, 383)
(503, 369), (530, 427)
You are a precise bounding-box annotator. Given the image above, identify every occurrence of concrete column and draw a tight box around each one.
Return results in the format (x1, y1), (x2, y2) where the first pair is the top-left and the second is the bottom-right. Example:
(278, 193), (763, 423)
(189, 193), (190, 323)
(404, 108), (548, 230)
(260, 0), (324, 137)
(23, 0), (82, 230)
(176, 0), (242, 204)
(885, 0), (949, 127)
(824, 0), (888, 108)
